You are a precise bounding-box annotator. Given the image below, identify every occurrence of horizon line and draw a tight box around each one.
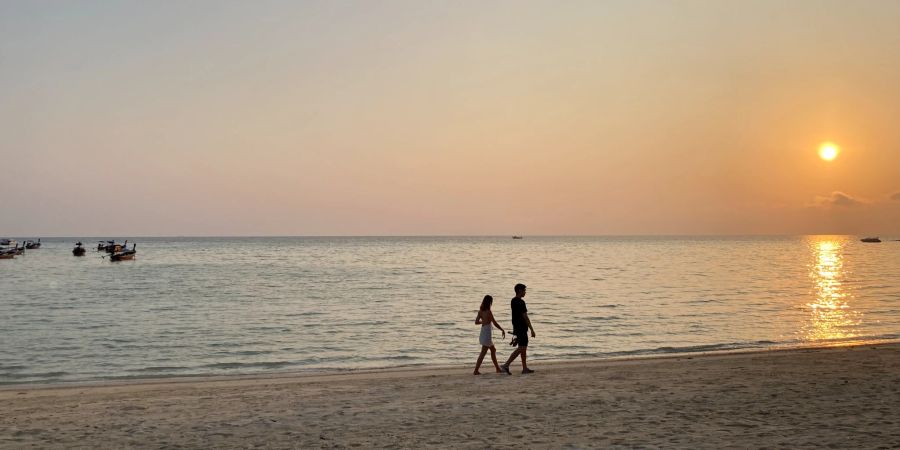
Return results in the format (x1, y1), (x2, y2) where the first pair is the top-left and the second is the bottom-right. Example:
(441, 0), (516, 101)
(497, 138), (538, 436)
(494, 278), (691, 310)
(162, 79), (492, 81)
(2, 233), (891, 239)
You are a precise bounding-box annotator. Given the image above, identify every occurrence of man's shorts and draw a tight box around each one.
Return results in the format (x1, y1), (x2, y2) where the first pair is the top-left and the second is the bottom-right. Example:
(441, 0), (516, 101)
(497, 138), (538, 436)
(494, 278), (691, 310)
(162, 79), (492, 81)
(515, 330), (529, 348)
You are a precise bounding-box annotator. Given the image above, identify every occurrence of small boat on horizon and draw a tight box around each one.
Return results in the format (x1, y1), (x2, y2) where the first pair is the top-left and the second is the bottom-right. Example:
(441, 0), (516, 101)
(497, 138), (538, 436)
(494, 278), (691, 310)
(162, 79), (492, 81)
(512, 236), (524, 239)
(861, 237), (881, 243)
(73, 242), (86, 256)
(24, 238), (41, 249)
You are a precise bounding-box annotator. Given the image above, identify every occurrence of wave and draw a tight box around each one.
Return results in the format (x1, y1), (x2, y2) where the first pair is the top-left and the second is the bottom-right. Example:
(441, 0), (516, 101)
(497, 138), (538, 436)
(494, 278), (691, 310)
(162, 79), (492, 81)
(581, 334), (900, 359)
(0, 371), (70, 380)
(284, 312), (324, 317)
(215, 350), (275, 357)
(201, 361), (296, 370)
(378, 355), (419, 361)
(133, 366), (190, 372)
(208, 341), (268, 348)
(650, 342), (767, 354)
(7, 334), (900, 385)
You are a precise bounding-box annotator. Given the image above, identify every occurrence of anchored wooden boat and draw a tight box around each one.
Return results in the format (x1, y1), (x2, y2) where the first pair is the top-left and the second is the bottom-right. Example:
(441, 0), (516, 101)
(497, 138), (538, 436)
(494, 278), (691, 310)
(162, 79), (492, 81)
(73, 242), (86, 256)
(0, 247), (16, 259)
(110, 243), (136, 261)
(861, 237), (881, 243)
(1, 243), (24, 255)
(98, 240), (128, 253)
(24, 239), (41, 249)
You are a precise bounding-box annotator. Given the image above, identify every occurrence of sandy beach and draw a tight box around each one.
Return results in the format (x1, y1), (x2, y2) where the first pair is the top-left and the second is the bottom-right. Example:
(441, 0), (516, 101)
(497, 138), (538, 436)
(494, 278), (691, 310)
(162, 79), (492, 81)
(2, 343), (899, 449)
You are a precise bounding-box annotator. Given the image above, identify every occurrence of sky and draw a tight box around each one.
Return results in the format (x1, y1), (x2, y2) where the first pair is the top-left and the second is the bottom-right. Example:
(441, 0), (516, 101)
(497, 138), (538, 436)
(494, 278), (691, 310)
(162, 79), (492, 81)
(2, 0), (899, 236)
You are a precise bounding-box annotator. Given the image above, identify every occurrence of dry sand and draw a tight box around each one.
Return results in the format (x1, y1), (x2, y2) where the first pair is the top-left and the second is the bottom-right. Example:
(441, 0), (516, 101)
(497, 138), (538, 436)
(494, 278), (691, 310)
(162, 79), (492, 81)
(2, 343), (900, 449)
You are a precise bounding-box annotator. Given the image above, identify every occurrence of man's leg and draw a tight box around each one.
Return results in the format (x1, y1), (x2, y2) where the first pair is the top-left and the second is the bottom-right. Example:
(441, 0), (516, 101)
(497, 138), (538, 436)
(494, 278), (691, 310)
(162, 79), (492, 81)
(504, 348), (520, 366)
(513, 332), (531, 373)
(501, 347), (520, 374)
(520, 346), (534, 374)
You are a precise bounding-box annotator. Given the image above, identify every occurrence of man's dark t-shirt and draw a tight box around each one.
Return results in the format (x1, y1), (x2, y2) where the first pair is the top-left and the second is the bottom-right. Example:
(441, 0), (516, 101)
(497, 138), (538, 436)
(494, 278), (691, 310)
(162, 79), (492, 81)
(511, 296), (527, 334)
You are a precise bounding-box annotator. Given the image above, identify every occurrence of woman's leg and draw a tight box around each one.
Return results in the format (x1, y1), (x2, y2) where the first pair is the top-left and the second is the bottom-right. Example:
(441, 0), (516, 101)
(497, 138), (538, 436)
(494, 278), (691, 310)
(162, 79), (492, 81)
(489, 345), (500, 372)
(474, 346), (489, 374)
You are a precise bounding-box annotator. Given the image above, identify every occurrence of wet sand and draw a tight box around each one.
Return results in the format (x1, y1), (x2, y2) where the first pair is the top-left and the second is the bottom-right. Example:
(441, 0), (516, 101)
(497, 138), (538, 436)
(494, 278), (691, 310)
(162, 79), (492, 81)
(2, 343), (899, 448)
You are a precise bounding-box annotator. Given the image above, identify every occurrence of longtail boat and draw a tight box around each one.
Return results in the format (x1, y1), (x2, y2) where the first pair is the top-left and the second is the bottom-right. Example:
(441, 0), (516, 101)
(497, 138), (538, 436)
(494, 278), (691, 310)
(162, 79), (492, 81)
(110, 243), (136, 261)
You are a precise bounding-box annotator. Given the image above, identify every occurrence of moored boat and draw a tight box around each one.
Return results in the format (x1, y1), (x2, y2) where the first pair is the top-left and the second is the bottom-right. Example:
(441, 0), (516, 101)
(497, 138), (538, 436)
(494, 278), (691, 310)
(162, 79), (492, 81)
(24, 238), (41, 249)
(1, 242), (24, 256)
(861, 237), (881, 243)
(98, 240), (128, 253)
(73, 242), (86, 256)
(0, 247), (16, 259)
(109, 243), (136, 261)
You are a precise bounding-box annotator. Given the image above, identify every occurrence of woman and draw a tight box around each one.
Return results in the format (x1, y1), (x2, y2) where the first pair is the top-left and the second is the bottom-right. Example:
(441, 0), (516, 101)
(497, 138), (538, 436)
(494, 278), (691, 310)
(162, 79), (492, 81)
(474, 295), (506, 375)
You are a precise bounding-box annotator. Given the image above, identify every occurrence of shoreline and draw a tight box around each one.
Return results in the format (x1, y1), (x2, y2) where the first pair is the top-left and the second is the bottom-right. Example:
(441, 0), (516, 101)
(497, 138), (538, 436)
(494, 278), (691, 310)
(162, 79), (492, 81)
(3, 342), (899, 448)
(3, 338), (897, 391)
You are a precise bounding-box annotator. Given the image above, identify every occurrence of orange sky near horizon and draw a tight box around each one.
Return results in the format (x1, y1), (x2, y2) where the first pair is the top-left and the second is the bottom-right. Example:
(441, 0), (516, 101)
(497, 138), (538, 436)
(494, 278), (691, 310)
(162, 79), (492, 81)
(1, 1), (899, 236)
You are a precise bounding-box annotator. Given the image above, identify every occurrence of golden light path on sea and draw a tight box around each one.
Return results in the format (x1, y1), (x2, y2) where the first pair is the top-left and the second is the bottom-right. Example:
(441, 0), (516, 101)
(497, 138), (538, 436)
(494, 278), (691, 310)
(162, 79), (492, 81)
(803, 238), (862, 341)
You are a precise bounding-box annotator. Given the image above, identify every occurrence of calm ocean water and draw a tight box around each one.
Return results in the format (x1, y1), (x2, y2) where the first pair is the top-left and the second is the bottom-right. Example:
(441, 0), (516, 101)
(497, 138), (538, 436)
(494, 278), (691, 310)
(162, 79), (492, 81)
(1, 236), (899, 385)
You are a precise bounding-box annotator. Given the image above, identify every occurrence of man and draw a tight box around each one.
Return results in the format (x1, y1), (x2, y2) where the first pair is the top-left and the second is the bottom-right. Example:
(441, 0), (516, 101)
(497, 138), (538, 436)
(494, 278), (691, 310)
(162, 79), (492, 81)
(501, 283), (535, 375)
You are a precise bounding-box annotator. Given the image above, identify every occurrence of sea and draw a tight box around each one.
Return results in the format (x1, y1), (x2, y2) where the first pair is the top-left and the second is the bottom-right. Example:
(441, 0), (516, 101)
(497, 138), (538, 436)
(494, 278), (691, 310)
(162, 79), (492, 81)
(1, 236), (899, 385)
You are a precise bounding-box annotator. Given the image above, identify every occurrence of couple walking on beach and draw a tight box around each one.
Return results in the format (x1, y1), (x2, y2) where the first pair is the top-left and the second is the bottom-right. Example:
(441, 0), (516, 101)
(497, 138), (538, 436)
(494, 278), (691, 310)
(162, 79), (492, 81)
(474, 283), (536, 375)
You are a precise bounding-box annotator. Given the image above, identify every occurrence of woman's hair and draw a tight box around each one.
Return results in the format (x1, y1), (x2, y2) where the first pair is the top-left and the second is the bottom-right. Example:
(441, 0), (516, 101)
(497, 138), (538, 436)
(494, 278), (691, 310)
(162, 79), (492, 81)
(479, 295), (493, 311)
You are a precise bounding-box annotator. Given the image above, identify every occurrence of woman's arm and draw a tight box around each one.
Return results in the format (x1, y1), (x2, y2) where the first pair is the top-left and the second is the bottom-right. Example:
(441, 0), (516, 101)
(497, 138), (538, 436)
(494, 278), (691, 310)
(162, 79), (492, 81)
(488, 311), (504, 332)
(490, 314), (505, 336)
(475, 311), (483, 324)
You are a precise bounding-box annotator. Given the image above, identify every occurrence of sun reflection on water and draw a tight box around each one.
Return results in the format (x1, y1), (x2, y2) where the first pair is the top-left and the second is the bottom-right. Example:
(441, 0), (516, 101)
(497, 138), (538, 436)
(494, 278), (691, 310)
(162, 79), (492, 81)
(803, 238), (862, 341)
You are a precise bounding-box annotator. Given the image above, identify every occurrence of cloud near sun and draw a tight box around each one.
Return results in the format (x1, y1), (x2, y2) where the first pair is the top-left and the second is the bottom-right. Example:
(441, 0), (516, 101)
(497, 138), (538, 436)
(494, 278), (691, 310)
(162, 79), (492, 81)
(810, 191), (900, 209)
(810, 191), (867, 208)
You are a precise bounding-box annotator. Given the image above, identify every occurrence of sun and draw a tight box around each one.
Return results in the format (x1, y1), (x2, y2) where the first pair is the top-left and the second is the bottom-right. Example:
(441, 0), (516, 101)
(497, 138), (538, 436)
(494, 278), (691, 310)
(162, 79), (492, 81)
(818, 142), (840, 161)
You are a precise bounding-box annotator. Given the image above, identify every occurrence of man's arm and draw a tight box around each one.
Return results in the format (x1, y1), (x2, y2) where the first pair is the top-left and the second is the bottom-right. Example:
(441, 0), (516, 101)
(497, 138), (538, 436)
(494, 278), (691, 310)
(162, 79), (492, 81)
(523, 312), (535, 337)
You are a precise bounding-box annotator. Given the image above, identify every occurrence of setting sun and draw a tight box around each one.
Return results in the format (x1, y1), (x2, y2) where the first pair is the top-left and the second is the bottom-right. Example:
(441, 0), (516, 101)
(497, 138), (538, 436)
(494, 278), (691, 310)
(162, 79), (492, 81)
(818, 142), (840, 161)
